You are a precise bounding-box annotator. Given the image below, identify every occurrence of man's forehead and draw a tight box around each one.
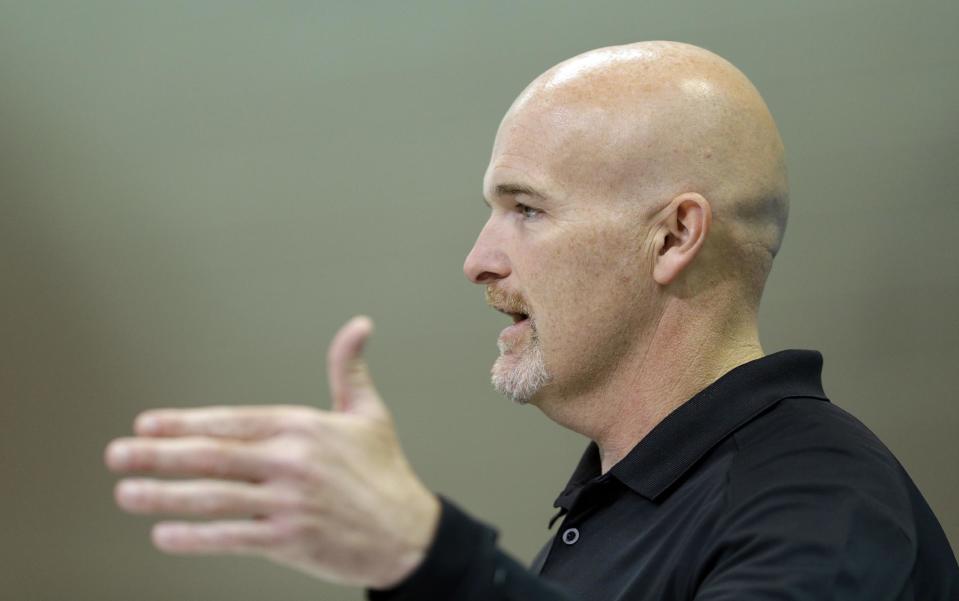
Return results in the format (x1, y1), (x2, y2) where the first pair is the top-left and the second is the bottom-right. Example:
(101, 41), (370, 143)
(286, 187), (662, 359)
(483, 99), (638, 204)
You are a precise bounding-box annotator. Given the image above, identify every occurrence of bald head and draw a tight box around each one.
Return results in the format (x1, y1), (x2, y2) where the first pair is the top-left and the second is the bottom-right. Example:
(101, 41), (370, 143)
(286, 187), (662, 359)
(489, 41), (788, 306)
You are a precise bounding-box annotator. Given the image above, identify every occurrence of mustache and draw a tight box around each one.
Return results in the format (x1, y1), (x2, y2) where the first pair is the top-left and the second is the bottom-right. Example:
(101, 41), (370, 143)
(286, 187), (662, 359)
(485, 286), (530, 316)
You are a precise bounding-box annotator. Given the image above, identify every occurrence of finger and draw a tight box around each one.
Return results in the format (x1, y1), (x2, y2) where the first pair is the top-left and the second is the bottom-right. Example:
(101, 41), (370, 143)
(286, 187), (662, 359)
(134, 405), (322, 439)
(152, 520), (283, 555)
(105, 436), (275, 481)
(326, 315), (386, 418)
(114, 478), (303, 518)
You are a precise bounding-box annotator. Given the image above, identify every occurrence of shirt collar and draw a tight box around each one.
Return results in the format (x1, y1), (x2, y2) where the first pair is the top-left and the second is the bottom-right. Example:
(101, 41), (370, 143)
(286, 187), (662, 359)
(554, 350), (829, 508)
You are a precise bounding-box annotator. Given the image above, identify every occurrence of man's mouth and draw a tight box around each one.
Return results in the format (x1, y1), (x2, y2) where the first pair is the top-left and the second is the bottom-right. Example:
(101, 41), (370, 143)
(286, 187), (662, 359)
(486, 287), (532, 330)
(508, 311), (529, 324)
(496, 309), (532, 351)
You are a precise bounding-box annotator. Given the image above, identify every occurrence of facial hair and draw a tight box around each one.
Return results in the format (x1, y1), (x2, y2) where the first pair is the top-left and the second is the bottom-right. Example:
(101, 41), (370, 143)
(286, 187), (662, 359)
(486, 287), (552, 404)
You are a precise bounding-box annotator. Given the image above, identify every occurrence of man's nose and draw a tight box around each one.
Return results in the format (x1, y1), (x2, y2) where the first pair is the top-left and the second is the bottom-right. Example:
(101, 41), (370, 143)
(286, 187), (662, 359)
(463, 220), (510, 284)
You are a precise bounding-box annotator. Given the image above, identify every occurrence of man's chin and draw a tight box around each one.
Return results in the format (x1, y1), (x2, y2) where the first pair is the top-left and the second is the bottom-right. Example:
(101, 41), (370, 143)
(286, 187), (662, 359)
(490, 351), (551, 405)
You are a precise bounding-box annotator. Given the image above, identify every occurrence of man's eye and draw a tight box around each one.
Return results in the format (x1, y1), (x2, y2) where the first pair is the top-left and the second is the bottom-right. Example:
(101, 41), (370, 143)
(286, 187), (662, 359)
(517, 203), (541, 219)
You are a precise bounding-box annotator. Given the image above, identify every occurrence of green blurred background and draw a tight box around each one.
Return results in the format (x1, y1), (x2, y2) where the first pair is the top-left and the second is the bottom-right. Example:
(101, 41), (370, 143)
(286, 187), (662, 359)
(1, 1), (956, 598)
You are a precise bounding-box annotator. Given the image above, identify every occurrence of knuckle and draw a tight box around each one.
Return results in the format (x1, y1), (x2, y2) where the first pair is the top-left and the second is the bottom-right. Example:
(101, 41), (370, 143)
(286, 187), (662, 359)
(270, 517), (301, 545)
(258, 525), (286, 548)
(194, 492), (229, 516)
(274, 488), (322, 515)
(277, 406), (324, 433)
(303, 410), (333, 436)
(135, 485), (158, 511)
(129, 444), (153, 471)
(285, 517), (319, 541)
(190, 443), (229, 476)
(268, 440), (318, 480)
(142, 495), (161, 513)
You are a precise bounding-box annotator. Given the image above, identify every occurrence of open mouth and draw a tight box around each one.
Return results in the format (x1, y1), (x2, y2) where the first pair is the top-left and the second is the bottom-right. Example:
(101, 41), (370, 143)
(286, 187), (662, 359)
(493, 305), (532, 348)
(495, 307), (530, 324)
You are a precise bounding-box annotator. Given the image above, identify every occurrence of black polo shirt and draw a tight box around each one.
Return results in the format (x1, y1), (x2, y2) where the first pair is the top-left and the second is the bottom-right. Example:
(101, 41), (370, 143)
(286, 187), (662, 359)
(369, 350), (958, 600)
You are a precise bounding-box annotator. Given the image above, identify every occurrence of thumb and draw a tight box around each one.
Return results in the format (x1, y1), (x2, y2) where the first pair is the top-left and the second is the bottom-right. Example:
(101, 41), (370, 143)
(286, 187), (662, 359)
(327, 315), (388, 419)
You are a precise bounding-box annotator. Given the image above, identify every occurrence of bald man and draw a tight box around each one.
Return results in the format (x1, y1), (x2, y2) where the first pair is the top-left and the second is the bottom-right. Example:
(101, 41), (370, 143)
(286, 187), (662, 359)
(105, 42), (958, 600)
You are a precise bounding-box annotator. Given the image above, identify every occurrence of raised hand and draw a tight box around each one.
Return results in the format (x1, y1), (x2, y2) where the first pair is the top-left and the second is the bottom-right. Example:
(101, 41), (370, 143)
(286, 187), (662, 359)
(104, 316), (440, 588)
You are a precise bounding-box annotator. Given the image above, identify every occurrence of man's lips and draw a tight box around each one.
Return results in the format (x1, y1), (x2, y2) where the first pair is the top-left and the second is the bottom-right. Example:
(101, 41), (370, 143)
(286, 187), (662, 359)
(499, 314), (532, 343)
(492, 305), (533, 347)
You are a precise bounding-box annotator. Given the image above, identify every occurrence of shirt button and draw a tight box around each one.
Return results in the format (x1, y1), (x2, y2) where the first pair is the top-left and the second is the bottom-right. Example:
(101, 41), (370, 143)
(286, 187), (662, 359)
(562, 527), (580, 545)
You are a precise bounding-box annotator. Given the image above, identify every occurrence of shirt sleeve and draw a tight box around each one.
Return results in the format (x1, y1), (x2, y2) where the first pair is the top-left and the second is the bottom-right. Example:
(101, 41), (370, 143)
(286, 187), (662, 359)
(367, 495), (579, 601)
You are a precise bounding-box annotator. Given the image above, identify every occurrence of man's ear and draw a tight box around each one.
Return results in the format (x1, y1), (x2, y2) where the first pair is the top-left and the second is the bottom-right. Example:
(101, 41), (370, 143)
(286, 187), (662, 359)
(653, 192), (711, 286)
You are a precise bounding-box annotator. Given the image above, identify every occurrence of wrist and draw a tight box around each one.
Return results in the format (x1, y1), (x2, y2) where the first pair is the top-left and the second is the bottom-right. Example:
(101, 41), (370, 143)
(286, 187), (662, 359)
(375, 489), (441, 589)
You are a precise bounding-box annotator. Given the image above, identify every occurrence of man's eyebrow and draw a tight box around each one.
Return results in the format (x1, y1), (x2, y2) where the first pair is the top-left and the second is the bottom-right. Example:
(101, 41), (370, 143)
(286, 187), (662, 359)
(483, 183), (547, 207)
(495, 183), (545, 199)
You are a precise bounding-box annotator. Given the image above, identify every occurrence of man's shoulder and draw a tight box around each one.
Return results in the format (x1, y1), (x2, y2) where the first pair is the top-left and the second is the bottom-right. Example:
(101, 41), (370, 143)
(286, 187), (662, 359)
(733, 395), (895, 464)
(728, 396), (911, 515)
(711, 394), (958, 594)
(692, 396), (958, 597)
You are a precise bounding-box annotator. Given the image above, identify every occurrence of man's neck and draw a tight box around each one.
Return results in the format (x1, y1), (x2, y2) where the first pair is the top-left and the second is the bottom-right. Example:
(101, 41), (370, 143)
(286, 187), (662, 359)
(537, 305), (764, 474)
